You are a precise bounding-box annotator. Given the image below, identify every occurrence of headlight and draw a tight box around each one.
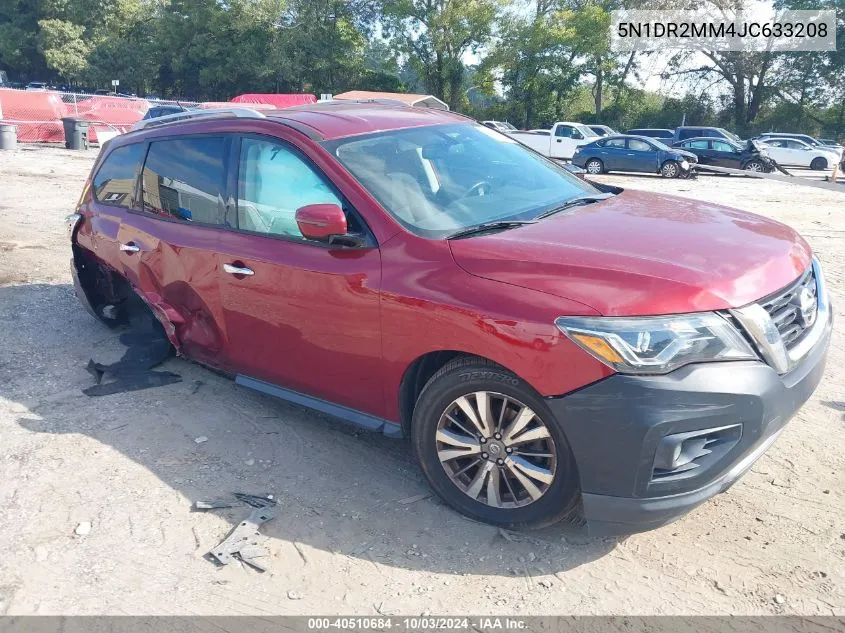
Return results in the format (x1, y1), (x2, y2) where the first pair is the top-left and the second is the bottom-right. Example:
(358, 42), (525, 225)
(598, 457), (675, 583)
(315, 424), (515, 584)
(680, 160), (690, 169)
(555, 313), (757, 374)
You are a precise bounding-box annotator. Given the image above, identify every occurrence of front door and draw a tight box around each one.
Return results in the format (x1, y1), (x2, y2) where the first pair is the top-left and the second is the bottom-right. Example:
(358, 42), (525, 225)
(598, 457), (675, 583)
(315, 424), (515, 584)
(551, 125), (579, 159)
(217, 135), (384, 416)
(711, 140), (741, 168)
(625, 138), (659, 173)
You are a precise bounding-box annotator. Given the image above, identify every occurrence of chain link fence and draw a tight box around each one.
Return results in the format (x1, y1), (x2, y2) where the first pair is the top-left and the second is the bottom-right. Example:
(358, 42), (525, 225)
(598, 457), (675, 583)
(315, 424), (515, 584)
(0, 87), (199, 145)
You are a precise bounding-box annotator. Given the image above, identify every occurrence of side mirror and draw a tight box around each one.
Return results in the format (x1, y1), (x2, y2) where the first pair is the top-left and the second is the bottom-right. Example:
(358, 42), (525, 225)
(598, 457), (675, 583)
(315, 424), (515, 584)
(295, 203), (347, 242)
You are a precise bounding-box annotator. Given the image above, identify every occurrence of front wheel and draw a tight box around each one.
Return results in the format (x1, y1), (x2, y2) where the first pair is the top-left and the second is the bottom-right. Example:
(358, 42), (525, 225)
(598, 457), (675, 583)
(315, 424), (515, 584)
(411, 357), (581, 529)
(810, 157), (828, 171)
(660, 160), (681, 178)
(744, 160), (764, 172)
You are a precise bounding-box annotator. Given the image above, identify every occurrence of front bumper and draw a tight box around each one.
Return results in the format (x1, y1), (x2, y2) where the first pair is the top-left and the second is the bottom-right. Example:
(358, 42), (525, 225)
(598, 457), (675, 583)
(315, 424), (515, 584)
(546, 308), (831, 536)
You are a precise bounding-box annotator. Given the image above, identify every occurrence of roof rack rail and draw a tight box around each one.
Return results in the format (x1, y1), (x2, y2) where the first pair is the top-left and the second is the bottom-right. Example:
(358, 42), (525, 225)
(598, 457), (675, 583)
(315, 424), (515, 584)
(131, 107), (267, 131)
(316, 98), (412, 107)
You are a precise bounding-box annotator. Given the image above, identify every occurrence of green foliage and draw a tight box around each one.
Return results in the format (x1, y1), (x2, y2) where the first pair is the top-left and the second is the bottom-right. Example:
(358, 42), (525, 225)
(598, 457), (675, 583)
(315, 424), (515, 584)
(0, 0), (842, 137)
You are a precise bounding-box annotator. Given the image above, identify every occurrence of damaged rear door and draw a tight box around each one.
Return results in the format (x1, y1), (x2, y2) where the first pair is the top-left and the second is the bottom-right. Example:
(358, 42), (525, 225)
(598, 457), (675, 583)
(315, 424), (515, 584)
(115, 134), (233, 367)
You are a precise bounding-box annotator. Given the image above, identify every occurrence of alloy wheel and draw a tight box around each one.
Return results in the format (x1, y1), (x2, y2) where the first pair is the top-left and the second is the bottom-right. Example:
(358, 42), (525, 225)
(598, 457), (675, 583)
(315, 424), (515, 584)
(435, 391), (557, 508)
(662, 162), (678, 177)
(586, 160), (602, 174)
(745, 161), (763, 172)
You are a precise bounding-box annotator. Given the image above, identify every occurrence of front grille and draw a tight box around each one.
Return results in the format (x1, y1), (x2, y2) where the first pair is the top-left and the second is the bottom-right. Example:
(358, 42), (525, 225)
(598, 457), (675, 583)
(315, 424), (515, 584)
(760, 266), (817, 348)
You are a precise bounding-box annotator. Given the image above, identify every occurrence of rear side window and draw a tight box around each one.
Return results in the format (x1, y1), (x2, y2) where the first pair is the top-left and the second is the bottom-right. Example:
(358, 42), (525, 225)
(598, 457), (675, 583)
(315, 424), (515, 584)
(141, 137), (227, 225)
(677, 129), (699, 140)
(93, 143), (145, 208)
(605, 138), (626, 148)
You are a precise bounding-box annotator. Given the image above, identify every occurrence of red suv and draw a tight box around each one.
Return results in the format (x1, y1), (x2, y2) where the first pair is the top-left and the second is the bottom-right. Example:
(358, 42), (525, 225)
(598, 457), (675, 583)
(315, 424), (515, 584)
(69, 103), (832, 535)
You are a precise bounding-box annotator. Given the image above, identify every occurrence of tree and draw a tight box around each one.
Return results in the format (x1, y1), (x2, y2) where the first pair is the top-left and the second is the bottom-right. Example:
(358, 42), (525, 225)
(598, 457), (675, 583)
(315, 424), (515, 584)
(383, 0), (500, 110)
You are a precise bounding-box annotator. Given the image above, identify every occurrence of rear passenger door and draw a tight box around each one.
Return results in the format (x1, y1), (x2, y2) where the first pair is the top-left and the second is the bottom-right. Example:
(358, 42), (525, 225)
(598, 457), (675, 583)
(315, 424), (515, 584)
(116, 135), (233, 367)
(216, 134), (383, 416)
(601, 137), (627, 170)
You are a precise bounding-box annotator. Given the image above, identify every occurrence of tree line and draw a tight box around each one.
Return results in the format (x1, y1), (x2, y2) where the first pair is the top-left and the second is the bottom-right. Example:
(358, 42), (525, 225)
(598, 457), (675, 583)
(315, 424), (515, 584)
(0, 0), (843, 137)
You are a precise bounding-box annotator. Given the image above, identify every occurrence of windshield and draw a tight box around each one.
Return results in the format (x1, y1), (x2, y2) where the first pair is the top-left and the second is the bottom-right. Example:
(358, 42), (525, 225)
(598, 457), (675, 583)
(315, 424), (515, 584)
(649, 138), (671, 150)
(324, 124), (599, 239)
(718, 128), (742, 142)
(576, 124), (599, 138)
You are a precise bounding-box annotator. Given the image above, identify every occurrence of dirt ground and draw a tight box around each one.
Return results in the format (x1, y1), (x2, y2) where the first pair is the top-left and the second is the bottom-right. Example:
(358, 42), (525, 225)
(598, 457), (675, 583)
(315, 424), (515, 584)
(0, 145), (842, 616)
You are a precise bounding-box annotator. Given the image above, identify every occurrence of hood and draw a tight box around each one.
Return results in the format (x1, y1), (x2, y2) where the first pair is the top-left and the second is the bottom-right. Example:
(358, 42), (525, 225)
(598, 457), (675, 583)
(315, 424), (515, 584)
(449, 190), (811, 316)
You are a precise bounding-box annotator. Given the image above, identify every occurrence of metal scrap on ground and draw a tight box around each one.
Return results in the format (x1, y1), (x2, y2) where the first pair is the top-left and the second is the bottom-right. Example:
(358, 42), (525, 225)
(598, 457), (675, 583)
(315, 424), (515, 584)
(196, 493), (277, 573)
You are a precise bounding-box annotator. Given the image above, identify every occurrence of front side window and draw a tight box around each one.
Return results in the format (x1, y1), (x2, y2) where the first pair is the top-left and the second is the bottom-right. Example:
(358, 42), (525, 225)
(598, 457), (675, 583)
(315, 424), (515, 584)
(325, 123), (599, 238)
(141, 137), (227, 224)
(93, 143), (146, 208)
(712, 140), (736, 152)
(238, 137), (343, 240)
(628, 139), (653, 152)
(555, 125), (574, 138)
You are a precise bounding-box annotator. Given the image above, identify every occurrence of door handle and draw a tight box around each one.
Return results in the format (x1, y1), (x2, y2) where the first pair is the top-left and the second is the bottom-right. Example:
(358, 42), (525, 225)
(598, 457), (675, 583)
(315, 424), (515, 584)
(119, 242), (140, 253)
(223, 263), (254, 276)
(626, 153), (635, 156)
(556, 139), (562, 143)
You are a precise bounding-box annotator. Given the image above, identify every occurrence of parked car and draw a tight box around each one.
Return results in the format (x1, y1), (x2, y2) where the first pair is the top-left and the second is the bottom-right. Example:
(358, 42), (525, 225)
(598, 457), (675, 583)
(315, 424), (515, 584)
(672, 126), (742, 145)
(757, 132), (843, 158)
(142, 104), (192, 120)
(482, 121), (517, 133)
(817, 138), (841, 148)
(572, 135), (697, 177)
(673, 137), (776, 172)
(510, 122), (599, 159)
(68, 103), (831, 535)
(757, 137), (841, 170)
(588, 125), (617, 137)
(25, 81), (48, 91)
(625, 128), (673, 141)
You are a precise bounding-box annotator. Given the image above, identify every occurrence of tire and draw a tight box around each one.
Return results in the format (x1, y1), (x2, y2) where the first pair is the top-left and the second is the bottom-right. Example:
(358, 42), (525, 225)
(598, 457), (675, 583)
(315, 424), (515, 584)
(411, 357), (581, 529)
(585, 158), (604, 175)
(660, 160), (680, 178)
(744, 160), (764, 172)
(810, 157), (827, 171)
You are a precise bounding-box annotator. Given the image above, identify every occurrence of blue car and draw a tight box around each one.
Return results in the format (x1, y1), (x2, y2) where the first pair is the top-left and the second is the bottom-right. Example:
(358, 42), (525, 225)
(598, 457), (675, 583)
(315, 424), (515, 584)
(572, 135), (698, 178)
(142, 104), (192, 120)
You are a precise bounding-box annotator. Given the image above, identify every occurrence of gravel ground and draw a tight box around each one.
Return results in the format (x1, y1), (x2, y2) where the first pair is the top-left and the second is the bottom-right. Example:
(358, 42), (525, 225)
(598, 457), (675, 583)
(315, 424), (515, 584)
(0, 145), (843, 616)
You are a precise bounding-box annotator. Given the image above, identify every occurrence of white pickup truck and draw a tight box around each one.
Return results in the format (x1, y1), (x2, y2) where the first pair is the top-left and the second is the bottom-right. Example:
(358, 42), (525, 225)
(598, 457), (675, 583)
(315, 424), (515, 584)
(510, 122), (599, 160)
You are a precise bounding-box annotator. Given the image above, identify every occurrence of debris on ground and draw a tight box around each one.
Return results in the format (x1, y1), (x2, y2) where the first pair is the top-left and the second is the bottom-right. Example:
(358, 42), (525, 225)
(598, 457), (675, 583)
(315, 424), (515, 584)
(196, 493), (277, 573)
(83, 325), (181, 396)
(194, 436), (208, 444)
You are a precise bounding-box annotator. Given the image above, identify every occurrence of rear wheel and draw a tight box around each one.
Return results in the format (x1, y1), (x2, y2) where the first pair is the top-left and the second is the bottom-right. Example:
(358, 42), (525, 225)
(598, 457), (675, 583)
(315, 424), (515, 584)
(810, 157), (828, 171)
(585, 158), (604, 174)
(411, 357), (581, 529)
(660, 160), (680, 178)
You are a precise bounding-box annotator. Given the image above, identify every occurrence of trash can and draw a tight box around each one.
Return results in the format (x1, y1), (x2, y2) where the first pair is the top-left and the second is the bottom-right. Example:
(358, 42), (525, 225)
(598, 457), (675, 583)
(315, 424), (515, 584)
(61, 117), (90, 150)
(0, 124), (16, 150)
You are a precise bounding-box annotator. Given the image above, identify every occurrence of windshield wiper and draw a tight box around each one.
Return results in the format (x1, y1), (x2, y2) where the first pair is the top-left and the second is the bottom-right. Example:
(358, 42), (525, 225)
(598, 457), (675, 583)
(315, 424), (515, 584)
(535, 194), (613, 219)
(446, 220), (537, 240)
